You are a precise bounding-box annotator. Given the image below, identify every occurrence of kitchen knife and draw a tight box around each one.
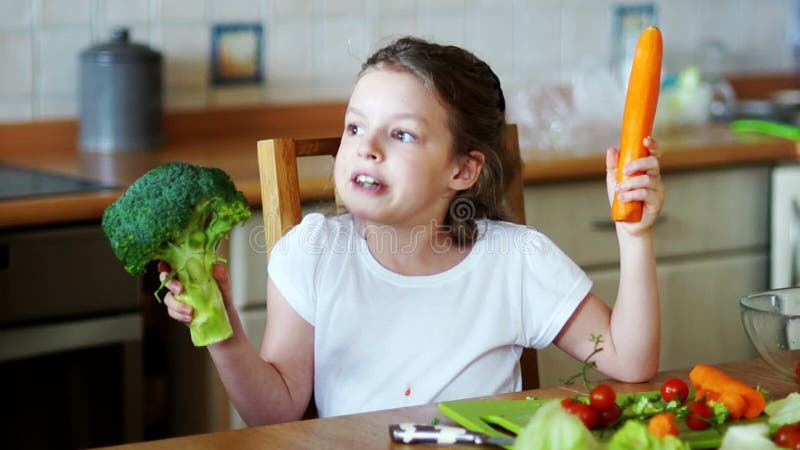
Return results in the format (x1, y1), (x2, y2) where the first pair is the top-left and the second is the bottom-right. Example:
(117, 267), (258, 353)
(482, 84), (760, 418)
(389, 423), (515, 447)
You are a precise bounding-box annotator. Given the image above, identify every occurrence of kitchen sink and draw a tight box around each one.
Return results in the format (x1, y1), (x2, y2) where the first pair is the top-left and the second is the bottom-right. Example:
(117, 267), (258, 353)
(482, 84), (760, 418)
(0, 163), (117, 200)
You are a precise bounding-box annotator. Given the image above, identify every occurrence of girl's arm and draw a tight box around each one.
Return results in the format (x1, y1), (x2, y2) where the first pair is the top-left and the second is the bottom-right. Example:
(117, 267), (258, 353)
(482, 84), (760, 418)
(554, 137), (664, 382)
(164, 265), (314, 424)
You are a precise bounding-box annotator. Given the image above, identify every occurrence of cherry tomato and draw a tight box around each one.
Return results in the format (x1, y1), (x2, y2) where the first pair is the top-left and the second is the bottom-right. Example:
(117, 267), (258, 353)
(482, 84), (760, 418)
(685, 401), (713, 431)
(599, 403), (621, 427)
(660, 377), (689, 403)
(561, 397), (578, 413)
(795, 361), (800, 379)
(571, 402), (600, 430)
(560, 398), (599, 430)
(589, 383), (617, 411)
(773, 423), (800, 449)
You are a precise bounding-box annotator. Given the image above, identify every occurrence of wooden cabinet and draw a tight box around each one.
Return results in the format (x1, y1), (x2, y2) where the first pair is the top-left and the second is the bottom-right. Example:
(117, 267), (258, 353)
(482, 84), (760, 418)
(526, 165), (770, 388)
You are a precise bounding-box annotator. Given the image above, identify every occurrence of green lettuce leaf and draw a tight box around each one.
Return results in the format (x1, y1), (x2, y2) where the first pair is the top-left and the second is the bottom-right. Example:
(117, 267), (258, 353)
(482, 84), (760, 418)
(514, 400), (601, 450)
(766, 392), (800, 432)
(606, 420), (689, 450)
(718, 423), (778, 450)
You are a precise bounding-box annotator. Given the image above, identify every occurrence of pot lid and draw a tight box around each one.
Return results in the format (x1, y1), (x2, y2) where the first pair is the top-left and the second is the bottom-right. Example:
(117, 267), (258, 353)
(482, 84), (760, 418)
(80, 28), (161, 64)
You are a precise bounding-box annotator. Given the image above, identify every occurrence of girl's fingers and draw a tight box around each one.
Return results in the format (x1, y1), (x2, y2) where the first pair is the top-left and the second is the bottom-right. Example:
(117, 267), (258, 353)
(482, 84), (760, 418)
(605, 147), (620, 173)
(213, 263), (234, 307)
(164, 292), (193, 323)
(616, 172), (661, 192)
(158, 269), (184, 294)
(623, 155), (661, 177)
(643, 136), (661, 156)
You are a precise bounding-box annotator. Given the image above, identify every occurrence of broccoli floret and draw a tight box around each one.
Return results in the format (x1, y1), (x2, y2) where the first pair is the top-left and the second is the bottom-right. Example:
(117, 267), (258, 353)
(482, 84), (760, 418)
(102, 162), (252, 346)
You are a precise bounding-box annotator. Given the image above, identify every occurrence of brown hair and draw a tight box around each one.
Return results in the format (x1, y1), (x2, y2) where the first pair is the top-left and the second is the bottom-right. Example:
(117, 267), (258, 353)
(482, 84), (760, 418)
(361, 36), (520, 246)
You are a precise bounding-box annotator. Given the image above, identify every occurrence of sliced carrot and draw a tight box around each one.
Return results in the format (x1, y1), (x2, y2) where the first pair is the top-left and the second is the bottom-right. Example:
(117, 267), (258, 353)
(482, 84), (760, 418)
(689, 364), (766, 419)
(611, 26), (663, 222)
(648, 412), (679, 438)
(718, 391), (747, 420)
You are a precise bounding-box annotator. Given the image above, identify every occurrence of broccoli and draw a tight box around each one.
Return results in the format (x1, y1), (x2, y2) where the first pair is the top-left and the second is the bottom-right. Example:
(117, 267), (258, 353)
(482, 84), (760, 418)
(102, 162), (252, 346)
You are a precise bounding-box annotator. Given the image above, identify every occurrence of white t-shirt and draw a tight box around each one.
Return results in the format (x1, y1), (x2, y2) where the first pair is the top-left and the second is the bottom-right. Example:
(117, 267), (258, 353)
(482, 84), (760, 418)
(268, 213), (592, 417)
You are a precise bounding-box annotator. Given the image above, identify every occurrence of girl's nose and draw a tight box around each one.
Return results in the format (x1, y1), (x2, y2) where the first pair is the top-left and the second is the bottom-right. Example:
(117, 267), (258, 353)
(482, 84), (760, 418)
(357, 135), (383, 161)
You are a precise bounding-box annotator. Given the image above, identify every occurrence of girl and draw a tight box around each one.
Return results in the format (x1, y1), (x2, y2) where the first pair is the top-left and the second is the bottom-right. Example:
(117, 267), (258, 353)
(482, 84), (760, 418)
(162, 36), (664, 424)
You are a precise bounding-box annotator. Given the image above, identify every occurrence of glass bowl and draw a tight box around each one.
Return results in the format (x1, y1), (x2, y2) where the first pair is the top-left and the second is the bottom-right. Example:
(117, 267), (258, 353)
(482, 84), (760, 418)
(740, 287), (800, 381)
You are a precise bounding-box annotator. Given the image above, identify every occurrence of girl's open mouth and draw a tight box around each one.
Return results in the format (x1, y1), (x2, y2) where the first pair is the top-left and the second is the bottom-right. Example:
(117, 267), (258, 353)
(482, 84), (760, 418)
(354, 174), (383, 190)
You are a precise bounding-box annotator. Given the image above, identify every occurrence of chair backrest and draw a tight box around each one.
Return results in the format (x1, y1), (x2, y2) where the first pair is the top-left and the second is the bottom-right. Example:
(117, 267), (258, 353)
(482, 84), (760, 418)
(256, 124), (539, 393)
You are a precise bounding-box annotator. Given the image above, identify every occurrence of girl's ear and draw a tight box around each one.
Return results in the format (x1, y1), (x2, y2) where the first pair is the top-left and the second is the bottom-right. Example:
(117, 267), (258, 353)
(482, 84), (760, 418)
(449, 150), (485, 190)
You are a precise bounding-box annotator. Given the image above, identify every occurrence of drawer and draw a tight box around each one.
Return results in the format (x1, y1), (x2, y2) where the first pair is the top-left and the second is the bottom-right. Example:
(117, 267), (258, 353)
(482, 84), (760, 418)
(0, 225), (141, 325)
(524, 165), (770, 268)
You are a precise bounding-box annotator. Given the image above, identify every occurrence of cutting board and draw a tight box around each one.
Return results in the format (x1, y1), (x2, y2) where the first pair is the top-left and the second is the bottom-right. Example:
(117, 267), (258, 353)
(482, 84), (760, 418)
(438, 392), (764, 449)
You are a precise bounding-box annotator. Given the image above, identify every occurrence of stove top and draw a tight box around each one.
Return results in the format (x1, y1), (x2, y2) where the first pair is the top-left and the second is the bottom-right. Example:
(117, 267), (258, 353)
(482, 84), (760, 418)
(0, 163), (118, 201)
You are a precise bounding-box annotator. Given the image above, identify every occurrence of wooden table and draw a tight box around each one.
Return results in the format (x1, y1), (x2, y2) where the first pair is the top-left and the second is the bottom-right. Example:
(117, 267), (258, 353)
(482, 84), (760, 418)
(101, 359), (796, 450)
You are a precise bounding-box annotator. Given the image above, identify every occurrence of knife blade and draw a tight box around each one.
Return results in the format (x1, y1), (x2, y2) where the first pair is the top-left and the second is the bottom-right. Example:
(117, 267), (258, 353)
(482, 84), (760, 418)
(389, 423), (515, 447)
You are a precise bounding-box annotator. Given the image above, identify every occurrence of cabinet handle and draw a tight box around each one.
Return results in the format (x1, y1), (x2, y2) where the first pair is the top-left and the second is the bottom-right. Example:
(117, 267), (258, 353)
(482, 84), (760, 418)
(589, 215), (667, 231)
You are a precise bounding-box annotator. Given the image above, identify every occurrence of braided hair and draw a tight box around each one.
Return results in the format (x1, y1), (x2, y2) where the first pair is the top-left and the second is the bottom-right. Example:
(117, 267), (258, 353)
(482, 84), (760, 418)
(361, 36), (520, 246)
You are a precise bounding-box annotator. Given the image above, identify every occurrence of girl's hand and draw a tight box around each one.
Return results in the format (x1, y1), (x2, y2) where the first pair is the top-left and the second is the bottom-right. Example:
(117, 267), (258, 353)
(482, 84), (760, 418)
(605, 136), (664, 236)
(158, 261), (233, 324)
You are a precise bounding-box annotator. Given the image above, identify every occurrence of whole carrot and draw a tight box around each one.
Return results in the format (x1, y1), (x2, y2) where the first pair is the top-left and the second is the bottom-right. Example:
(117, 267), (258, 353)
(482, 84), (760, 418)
(611, 26), (663, 222)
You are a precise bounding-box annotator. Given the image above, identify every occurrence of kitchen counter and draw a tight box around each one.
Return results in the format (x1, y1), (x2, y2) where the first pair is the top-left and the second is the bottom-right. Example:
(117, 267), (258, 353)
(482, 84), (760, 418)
(0, 102), (797, 229)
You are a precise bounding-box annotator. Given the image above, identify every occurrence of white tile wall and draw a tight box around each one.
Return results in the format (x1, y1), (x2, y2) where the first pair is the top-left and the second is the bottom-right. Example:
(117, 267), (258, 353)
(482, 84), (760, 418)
(102, 0), (150, 26)
(267, 17), (314, 84)
(0, 0), (32, 28)
(512, 0), (562, 85)
(0, 31), (33, 96)
(315, 16), (368, 81)
(157, 0), (207, 23)
(208, 0), (262, 22)
(0, 0), (797, 123)
(39, 0), (91, 26)
(37, 28), (91, 93)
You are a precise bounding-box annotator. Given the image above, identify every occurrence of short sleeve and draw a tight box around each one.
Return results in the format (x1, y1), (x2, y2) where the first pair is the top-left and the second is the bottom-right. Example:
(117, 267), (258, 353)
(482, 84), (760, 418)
(267, 213), (329, 325)
(518, 228), (593, 349)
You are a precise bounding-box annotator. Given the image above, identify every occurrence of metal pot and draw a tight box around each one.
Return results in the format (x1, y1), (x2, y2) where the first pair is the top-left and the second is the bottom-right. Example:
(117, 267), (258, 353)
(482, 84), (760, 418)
(79, 28), (162, 152)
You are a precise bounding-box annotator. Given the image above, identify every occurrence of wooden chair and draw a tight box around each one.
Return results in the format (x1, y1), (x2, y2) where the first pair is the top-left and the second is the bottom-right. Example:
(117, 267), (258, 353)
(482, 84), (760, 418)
(256, 124), (539, 418)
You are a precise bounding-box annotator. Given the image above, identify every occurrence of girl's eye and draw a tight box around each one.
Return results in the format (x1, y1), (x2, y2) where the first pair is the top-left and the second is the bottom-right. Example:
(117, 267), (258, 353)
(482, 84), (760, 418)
(392, 130), (416, 143)
(347, 123), (364, 136)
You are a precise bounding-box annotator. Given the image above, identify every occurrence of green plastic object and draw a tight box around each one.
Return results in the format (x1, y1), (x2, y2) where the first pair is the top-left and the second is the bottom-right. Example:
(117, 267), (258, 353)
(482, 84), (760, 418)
(730, 119), (800, 141)
(438, 392), (765, 449)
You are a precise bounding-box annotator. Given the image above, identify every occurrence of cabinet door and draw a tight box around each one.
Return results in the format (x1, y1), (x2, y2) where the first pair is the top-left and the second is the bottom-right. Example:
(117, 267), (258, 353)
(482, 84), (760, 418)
(658, 251), (765, 371)
(536, 251), (766, 388)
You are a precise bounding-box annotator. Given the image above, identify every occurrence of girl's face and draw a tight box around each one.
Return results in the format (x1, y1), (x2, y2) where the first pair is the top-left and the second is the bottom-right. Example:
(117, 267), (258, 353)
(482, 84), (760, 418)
(334, 68), (470, 230)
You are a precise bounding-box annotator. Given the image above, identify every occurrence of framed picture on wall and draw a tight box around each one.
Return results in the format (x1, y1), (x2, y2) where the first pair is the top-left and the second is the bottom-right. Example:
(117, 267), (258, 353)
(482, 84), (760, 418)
(210, 23), (264, 85)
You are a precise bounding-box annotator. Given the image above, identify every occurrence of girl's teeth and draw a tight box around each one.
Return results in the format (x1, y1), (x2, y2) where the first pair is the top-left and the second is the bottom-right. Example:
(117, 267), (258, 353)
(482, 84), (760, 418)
(356, 175), (380, 188)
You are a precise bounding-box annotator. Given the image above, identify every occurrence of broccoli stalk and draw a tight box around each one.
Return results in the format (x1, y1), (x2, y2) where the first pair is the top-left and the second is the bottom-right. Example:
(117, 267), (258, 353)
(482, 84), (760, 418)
(102, 162), (252, 346)
(157, 198), (239, 345)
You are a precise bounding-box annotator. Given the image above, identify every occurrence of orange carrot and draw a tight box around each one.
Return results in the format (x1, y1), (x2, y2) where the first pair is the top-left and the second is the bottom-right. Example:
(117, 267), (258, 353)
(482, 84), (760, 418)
(611, 26), (663, 222)
(648, 412), (679, 438)
(688, 364), (766, 419)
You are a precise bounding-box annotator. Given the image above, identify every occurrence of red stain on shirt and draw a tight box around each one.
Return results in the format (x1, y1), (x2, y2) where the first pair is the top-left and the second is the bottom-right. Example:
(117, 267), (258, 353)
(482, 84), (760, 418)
(404, 386), (411, 397)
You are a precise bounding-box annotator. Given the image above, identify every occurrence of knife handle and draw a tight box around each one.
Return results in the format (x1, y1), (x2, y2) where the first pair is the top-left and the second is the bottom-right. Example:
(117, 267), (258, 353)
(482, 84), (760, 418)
(389, 423), (481, 444)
